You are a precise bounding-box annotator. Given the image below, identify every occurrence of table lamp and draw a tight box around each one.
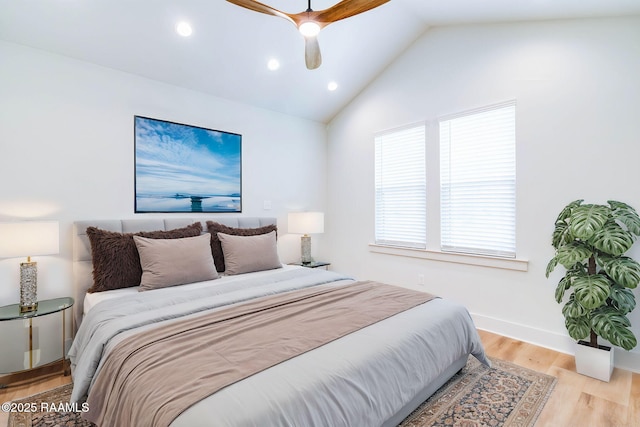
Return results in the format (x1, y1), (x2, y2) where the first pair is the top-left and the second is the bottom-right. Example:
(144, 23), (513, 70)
(288, 212), (324, 264)
(0, 221), (60, 312)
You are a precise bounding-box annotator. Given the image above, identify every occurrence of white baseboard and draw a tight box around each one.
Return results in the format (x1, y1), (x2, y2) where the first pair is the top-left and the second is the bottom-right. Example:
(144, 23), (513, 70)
(471, 312), (640, 374)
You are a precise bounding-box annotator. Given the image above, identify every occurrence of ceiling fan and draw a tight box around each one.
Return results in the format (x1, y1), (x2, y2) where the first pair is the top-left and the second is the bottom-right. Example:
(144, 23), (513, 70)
(226, 0), (390, 69)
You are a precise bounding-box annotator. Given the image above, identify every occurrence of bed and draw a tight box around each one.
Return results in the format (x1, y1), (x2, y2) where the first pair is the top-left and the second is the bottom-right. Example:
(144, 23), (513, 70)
(69, 217), (488, 427)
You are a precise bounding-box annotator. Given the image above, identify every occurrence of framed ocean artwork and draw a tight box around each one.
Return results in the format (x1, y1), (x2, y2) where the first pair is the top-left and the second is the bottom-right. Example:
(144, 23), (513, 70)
(134, 116), (242, 213)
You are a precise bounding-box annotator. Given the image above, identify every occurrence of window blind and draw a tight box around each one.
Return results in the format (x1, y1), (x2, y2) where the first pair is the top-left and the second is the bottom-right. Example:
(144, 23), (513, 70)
(440, 102), (516, 258)
(374, 124), (426, 249)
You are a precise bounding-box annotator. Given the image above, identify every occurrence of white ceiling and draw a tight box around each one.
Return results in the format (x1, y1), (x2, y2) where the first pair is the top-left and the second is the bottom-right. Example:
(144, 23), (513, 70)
(1, 0), (639, 123)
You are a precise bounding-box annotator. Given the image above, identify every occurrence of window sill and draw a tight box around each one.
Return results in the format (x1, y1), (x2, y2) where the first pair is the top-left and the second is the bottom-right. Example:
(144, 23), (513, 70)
(368, 244), (528, 272)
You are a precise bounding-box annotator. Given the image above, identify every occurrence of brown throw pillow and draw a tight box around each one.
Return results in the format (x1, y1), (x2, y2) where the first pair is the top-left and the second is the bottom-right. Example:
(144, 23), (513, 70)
(206, 221), (277, 273)
(86, 222), (203, 292)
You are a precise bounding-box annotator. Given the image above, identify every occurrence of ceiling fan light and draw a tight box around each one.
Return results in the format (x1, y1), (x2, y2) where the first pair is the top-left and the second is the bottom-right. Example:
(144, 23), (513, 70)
(299, 21), (320, 37)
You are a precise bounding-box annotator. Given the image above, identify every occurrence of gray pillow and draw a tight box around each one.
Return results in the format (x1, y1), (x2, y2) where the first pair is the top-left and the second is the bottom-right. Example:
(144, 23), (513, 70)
(206, 221), (278, 273)
(217, 231), (282, 275)
(134, 233), (218, 291)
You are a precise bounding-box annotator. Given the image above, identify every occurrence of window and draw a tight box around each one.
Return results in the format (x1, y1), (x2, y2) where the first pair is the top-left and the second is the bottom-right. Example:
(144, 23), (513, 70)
(374, 124), (426, 249)
(439, 101), (516, 258)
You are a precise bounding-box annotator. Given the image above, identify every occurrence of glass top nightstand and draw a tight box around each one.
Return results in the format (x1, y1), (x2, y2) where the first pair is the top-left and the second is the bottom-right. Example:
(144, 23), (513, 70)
(0, 297), (74, 381)
(289, 261), (331, 269)
(0, 297), (74, 321)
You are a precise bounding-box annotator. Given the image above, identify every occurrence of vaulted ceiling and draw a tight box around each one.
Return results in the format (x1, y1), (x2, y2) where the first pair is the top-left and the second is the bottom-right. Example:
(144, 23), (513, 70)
(1, 0), (639, 123)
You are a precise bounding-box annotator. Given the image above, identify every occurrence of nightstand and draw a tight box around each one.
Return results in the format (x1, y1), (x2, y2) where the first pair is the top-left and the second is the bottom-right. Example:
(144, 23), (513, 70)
(0, 297), (74, 382)
(289, 261), (331, 270)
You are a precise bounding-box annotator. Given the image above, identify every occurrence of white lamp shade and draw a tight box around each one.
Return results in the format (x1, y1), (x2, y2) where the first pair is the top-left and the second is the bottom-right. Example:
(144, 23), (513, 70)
(288, 212), (324, 235)
(0, 221), (60, 258)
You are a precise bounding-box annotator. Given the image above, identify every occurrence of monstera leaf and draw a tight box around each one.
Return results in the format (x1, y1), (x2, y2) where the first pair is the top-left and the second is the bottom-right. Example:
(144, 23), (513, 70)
(551, 201), (583, 249)
(569, 204), (610, 239)
(591, 307), (637, 351)
(565, 315), (591, 342)
(554, 265), (585, 302)
(608, 284), (636, 315)
(609, 200), (640, 236)
(555, 241), (592, 268)
(562, 294), (588, 318)
(546, 257), (559, 278)
(588, 220), (634, 256)
(554, 199), (583, 224)
(555, 275), (570, 302)
(552, 220), (573, 249)
(573, 274), (611, 309)
(598, 255), (640, 289)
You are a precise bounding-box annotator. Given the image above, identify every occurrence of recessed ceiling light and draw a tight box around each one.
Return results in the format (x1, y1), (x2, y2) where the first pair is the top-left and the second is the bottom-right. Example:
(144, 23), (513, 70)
(267, 59), (280, 71)
(328, 81), (338, 91)
(176, 21), (193, 37)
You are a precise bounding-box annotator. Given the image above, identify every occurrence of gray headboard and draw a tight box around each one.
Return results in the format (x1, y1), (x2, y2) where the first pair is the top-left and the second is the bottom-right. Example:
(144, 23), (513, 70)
(72, 217), (277, 331)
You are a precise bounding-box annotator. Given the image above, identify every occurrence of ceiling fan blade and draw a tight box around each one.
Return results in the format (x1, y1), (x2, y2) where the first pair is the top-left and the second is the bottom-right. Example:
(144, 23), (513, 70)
(304, 36), (322, 70)
(312, 0), (390, 25)
(226, 0), (295, 25)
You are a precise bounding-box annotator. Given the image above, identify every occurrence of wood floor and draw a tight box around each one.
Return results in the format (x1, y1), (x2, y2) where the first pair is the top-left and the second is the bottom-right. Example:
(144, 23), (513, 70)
(478, 330), (639, 427)
(0, 330), (638, 426)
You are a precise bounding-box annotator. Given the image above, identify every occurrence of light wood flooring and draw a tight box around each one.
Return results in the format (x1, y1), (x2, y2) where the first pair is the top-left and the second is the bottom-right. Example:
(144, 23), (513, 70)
(1, 330), (638, 426)
(478, 330), (639, 427)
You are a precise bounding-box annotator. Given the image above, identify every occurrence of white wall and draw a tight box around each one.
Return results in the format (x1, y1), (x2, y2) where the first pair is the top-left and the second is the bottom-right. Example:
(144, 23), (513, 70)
(326, 17), (640, 372)
(0, 41), (328, 308)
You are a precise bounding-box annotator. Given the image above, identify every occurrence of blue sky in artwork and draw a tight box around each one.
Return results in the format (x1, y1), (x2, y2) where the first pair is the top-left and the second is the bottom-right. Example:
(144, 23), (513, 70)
(135, 117), (241, 197)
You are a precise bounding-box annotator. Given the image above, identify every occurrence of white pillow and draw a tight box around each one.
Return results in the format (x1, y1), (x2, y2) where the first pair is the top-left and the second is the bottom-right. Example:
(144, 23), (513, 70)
(134, 233), (218, 291)
(217, 231), (282, 275)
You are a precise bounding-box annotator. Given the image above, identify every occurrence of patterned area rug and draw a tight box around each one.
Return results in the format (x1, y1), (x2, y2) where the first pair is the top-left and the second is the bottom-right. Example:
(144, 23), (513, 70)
(6, 384), (94, 427)
(7, 357), (555, 427)
(399, 356), (557, 427)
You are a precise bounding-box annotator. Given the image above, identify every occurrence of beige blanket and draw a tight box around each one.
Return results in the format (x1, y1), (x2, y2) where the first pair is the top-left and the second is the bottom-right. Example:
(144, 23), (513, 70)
(84, 280), (437, 427)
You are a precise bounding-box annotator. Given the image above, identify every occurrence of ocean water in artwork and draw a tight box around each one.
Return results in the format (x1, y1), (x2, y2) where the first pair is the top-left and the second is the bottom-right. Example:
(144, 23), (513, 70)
(135, 195), (240, 212)
(135, 117), (242, 212)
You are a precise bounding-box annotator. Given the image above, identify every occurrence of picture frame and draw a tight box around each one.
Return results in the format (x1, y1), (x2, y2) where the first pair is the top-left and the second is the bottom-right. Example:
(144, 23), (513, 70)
(134, 116), (242, 213)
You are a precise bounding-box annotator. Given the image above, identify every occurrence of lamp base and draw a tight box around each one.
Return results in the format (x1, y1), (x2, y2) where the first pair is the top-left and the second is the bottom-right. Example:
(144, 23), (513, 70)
(300, 235), (313, 264)
(20, 302), (38, 313)
(20, 261), (38, 313)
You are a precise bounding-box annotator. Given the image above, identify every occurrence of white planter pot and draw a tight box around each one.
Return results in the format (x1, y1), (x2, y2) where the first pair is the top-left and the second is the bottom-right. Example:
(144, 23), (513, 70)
(574, 340), (613, 382)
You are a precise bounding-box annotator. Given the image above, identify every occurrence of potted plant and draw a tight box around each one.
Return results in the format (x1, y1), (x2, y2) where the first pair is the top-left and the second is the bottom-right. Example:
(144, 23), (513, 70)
(546, 200), (640, 381)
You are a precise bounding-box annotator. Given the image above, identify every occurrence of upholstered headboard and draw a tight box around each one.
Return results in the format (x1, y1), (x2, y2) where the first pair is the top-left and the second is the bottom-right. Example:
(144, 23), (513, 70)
(72, 217), (277, 330)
